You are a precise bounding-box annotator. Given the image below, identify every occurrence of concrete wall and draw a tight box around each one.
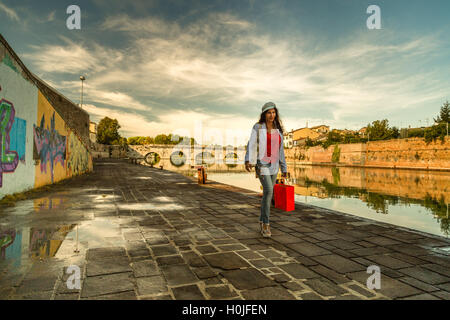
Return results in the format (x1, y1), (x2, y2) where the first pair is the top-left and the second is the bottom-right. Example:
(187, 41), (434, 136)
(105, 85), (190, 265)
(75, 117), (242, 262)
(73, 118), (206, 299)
(0, 34), (93, 199)
(286, 137), (450, 170)
(90, 143), (128, 159)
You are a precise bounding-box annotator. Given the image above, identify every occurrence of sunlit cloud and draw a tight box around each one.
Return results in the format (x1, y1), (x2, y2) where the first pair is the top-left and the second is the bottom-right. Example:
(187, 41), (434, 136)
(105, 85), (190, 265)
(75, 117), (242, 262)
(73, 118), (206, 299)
(19, 7), (450, 137)
(0, 2), (19, 21)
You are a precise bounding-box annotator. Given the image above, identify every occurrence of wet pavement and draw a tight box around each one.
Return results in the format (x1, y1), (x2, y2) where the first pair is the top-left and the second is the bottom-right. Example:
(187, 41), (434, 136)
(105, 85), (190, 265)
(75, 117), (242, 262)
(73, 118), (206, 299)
(0, 158), (449, 300)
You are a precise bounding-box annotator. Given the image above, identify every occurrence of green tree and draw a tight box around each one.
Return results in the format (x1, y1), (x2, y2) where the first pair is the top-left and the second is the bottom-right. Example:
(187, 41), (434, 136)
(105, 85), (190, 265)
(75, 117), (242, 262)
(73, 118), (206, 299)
(322, 130), (342, 149)
(127, 136), (140, 145)
(366, 119), (398, 140)
(111, 137), (128, 146)
(434, 101), (450, 124)
(424, 122), (447, 144)
(154, 134), (169, 144)
(97, 117), (121, 145)
(391, 126), (400, 139)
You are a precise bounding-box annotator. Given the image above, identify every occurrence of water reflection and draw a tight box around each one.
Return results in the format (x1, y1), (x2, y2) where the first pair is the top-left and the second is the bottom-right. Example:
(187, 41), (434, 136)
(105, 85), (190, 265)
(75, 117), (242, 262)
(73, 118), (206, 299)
(204, 165), (450, 238)
(0, 224), (75, 268)
(29, 225), (75, 260)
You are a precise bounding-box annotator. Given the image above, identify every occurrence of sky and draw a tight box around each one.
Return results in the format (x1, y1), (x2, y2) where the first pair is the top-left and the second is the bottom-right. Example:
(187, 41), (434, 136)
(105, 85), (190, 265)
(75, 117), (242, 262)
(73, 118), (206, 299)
(1, 0), (450, 146)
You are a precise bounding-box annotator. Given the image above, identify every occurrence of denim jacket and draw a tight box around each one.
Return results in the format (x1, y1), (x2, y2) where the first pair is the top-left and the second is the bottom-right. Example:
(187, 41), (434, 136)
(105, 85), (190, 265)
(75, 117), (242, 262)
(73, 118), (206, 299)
(244, 122), (287, 175)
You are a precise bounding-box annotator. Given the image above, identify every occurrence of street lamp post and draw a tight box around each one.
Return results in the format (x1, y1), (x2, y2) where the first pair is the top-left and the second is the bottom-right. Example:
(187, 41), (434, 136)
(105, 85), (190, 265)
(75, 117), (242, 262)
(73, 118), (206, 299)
(80, 75), (86, 108)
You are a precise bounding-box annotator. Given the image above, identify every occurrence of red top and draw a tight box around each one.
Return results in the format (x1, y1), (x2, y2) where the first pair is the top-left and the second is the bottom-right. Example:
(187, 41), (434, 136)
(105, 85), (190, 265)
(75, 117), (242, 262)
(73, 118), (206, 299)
(262, 131), (281, 163)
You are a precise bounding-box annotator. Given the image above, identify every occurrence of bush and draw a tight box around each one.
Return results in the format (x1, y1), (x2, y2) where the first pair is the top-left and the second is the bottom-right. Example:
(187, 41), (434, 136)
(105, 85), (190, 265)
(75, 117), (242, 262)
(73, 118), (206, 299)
(424, 123), (447, 144)
(408, 128), (425, 138)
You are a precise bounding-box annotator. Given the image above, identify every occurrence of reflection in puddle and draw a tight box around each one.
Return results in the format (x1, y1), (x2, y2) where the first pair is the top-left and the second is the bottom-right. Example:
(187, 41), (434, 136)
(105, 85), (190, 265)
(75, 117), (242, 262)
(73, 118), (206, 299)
(0, 218), (126, 268)
(29, 225), (75, 260)
(0, 224), (75, 268)
(117, 203), (186, 211)
(34, 197), (69, 211)
(63, 219), (125, 251)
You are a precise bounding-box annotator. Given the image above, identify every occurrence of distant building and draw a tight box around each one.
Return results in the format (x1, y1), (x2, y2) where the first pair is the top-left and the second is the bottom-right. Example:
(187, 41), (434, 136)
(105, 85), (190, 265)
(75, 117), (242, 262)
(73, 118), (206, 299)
(288, 125), (329, 146)
(283, 130), (294, 148)
(90, 121), (97, 143)
(310, 125), (330, 135)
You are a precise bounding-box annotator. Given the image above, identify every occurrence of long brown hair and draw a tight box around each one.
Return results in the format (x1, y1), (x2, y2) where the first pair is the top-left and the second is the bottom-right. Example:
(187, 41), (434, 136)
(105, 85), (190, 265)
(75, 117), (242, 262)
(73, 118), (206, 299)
(258, 107), (285, 135)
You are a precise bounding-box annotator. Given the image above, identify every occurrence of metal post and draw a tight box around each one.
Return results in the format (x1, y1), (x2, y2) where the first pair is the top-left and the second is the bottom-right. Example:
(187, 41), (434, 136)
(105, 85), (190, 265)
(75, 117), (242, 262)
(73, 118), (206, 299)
(74, 224), (80, 253)
(80, 75), (86, 108)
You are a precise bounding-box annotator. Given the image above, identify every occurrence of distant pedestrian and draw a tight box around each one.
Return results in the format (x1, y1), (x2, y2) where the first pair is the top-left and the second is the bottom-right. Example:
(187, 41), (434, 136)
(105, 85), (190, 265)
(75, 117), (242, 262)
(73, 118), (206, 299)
(245, 102), (288, 237)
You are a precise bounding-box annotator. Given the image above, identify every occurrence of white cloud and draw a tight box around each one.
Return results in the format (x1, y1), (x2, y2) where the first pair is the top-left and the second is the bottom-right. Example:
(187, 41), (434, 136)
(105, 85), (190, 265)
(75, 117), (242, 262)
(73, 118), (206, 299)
(87, 88), (151, 111)
(85, 104), (256, 146)
(0, 2), (19, 21)
(23, 37), (123, 73)
(23, 11), (450, 136)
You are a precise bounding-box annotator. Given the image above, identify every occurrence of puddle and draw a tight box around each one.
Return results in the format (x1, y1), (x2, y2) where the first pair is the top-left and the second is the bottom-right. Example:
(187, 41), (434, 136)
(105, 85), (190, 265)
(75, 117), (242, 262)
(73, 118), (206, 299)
(0, 224), (76, 269)
(34, 197), (70, 211)
(118, 203), (186, 211)
(153, 196), (175, 202)
(0, 217), (126, 270)
(94, 204), (117, 210)
(85, 194), (121, 202)
(1, 195), (71, 216)
(60, 219), (125, 253)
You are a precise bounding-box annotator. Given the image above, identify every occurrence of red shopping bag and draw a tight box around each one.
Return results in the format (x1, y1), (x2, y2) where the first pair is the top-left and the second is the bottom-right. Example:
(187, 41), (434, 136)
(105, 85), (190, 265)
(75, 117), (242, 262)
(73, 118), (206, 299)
(274, 179), (295, 212)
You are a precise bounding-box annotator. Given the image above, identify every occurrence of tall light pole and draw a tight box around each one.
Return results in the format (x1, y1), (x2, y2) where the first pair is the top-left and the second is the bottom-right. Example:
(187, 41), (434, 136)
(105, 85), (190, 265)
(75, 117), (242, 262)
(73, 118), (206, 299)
(80, 75), (86, 108)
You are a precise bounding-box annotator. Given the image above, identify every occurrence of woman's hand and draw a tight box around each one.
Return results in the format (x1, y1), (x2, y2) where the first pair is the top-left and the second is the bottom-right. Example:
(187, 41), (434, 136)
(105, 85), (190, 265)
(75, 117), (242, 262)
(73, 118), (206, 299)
(245, 161), (253, 172)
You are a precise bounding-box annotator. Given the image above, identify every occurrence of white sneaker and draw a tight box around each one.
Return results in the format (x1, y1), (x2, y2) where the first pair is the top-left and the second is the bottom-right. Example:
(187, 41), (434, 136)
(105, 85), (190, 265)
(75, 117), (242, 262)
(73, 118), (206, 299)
(262, 224), (271, 238)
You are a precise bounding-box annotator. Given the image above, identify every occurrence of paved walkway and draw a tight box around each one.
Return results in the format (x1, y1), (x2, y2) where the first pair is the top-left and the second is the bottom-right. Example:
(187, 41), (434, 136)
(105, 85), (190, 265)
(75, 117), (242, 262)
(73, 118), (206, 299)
(0, 159), (449, 300)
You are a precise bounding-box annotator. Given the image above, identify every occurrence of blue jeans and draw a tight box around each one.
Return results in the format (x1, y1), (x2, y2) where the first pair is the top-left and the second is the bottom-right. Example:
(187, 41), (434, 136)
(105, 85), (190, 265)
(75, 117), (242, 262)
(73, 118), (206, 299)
(258, 173), (277, 224)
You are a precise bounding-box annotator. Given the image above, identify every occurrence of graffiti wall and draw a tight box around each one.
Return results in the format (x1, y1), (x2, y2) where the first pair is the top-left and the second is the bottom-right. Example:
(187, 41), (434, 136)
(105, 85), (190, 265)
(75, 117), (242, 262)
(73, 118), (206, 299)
(0, 57), (38, 196)
(0, 36), (92, 199)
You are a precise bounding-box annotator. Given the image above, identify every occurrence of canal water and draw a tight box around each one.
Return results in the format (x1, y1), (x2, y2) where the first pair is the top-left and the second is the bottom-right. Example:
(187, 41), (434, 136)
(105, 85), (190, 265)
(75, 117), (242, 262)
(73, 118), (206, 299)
(204, 165), (450, 238)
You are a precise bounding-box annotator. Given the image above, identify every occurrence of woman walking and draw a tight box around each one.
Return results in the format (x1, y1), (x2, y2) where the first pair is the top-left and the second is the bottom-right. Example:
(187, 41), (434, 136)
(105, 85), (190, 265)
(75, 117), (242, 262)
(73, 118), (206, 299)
(245, 102), (288, 238)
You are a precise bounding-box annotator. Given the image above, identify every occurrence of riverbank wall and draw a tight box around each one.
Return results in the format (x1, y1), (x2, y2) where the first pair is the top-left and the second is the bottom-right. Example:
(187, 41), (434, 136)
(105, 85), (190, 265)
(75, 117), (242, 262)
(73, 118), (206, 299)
(285, 137), (450, 171)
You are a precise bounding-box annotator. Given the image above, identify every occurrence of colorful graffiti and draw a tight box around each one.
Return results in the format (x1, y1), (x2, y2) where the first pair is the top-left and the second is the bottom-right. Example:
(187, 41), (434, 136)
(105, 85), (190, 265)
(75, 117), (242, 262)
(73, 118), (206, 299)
(10, 117), (26, 162)
(67, 131), (89, 175)
(33, 112), (66, 183)
(0, 230), (16, 259)
(0, 99), (19, 187)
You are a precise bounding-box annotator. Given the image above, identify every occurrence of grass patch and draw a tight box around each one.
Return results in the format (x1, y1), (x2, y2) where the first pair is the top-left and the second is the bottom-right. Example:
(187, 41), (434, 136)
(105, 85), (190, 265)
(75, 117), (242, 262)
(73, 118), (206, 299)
(0, 185), (52, 206)
(0, 172), (93, 207)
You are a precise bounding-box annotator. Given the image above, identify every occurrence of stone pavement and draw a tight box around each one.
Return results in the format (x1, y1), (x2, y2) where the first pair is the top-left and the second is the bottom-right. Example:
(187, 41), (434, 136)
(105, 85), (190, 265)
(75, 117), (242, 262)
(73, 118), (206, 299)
(0, 159), (449, 300)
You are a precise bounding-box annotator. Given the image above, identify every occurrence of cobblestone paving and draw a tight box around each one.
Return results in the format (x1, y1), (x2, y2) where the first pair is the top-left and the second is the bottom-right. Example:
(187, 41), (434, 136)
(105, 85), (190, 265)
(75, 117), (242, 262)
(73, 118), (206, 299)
(1, 159), (449, 300)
